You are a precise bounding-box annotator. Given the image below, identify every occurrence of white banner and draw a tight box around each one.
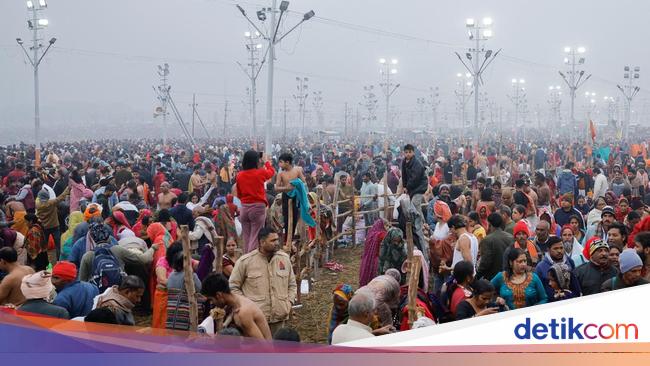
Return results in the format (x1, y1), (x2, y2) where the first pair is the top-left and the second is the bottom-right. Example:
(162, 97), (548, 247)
(345, 284), (649, 347)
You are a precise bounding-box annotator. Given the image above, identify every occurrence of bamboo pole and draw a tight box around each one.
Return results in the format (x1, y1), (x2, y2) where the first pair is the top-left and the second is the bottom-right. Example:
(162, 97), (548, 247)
(283, 199), (294, 253)
(313, 186), (323, 279)
(180, 225), (198, 332)
(211, 228), (224, 274)
(296, 219), (308, 305)
(351, 194), (357, 247)
(404, 221), (418, 327)
(383, 168), (390, 219)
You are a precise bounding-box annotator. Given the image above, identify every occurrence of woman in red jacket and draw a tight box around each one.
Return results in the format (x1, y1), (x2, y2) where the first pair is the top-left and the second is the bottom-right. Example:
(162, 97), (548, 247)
(236, 150), (275, 253)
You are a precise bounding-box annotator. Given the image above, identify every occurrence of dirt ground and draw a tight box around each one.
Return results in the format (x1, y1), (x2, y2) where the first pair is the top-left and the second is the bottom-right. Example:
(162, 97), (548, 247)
(288, 245), (362, 344)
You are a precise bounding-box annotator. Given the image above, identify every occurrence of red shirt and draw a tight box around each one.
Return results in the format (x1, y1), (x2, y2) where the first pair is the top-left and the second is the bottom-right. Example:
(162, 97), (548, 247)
(235, 162), (275, 205)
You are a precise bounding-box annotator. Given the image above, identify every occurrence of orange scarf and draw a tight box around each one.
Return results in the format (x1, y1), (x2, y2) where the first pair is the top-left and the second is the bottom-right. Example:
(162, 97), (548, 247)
(514, 240), (539, 263)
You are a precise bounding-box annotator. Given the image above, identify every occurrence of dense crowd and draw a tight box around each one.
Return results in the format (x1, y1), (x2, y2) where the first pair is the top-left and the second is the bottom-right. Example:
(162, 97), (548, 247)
(0, 135), (649, 344)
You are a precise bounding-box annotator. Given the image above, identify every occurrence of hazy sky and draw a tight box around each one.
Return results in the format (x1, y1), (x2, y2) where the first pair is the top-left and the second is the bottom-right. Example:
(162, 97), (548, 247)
(1, 0), (649, 141)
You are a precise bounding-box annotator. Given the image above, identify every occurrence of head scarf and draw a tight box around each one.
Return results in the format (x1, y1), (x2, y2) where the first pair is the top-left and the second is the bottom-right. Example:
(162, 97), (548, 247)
(84, 203), (103, 222)
(61, 211), (84, 244)
(20, 271), (54, 300)
(131, 209), (152, 237)
(548, 263), (572, 290)
(37, 189), (50, 202)
(52, 261), (77, 281)
(0, 228), (17, 248)
(382, 227), (404, 246)
(433, 200), (452, 223)
(86, 223), (112, 252)
(110, 211), (132, 238)
(327, 283), (354, 344)
(146, 222), (171, 249)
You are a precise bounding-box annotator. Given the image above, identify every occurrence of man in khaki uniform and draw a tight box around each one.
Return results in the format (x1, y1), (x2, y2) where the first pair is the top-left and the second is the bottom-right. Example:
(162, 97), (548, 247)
(229, 227), (296, 335)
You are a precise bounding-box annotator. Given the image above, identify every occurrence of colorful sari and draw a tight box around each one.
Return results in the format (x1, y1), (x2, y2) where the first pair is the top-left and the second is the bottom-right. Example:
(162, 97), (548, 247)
(359, 220), (387, 287)
(327, 284), (354, 344)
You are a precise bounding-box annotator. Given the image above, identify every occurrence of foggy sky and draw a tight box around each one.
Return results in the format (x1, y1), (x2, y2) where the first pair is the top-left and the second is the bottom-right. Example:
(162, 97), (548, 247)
(1, 0), (649, 143)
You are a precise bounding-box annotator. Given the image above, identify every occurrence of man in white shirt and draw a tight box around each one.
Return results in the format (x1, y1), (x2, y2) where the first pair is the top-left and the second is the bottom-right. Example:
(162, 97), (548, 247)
(331, 291), (376, 345)
(592, 167), (608, 200)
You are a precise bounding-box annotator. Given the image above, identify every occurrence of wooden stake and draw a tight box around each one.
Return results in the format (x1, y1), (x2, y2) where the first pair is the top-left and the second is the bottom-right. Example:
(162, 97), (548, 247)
(313, 186), (323, 280)
(283, 199), (294, 253)
(351, 194), (357, 247)
(404, 220), (419, 328)
(383, 167), (390, 219)
(180, 225), (198, 332)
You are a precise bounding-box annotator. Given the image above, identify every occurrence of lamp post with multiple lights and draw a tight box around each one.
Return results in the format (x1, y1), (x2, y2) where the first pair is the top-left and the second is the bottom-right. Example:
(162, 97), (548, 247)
(236, 0), (315, 154)
(16, 0), (56, 167)
(237, 31), (264, 138)
(617, 66), (641, 140)
(379, 58), (400, 130)
(547, 85), (562, 131)
(559, 46), (591, 140)
(508, 78), (526, 138)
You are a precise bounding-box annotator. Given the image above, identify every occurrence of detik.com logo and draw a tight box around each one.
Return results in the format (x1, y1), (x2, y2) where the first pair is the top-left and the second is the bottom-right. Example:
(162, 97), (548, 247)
(514, 318), (639, 340)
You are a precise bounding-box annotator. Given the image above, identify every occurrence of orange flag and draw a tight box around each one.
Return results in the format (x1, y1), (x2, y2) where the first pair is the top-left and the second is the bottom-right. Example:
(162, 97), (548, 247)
(589, 120), (596, 142)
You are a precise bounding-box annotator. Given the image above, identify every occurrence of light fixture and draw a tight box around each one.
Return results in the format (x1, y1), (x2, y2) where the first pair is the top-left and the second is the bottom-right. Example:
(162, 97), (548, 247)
(483, 29), (493, 38)
(564, 46), (571, 53)
(26, 0), (34, 9)
(457, 73), (462, 77)
(279, 1), (289, 12)
(16, 38), (23, 45)
(391, 59), (398, 65)
(379, 58), (386, 64)
(549, 86), (554, 91)
(482, 17), (493, 26)
(465, 72), (471, 78)
(244, 31), (251, 37)
(468, 30), (473, 39)
(391, 69), (397, 74)
(520, 79), (525, 84)
(49, 37), (56, 44)
(256, 10), (266, 21)
(577, 46), (586, 54)
(38, 0), (46, 6)
(303, 10), (315, 21)
(37, 18), (48, 26)
(466, 18), (475, 27)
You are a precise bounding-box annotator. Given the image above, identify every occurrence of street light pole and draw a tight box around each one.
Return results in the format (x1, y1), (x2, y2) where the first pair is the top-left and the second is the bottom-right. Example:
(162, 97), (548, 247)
(617, 66), (641, 140)
(236, 1), (315, 155)
(508, 79), (526, 140)
(17, 0), (56, 167)
(559, 46), (591, 141)
(379, 58), (399, 131)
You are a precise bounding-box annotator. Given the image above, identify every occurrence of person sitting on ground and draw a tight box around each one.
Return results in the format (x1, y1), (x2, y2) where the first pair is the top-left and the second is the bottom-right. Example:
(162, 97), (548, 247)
(201, 272), (272, 340)
(0, 247), (35, 306)
(51, 261), (99, 319)
(18, 271), (69, 319)
(95, 275), (145, 326)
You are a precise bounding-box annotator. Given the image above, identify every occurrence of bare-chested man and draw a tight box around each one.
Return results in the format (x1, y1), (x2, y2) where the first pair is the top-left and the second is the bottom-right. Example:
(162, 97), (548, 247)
(201, 273), (272, 340)
(4, 199), (25, 221)
(157, 182), (177, 210)
(190, 165), (206, 196)
(0, 247), (34, 306)
(274, 153), (306, 238)
(534, 171), (551, 210)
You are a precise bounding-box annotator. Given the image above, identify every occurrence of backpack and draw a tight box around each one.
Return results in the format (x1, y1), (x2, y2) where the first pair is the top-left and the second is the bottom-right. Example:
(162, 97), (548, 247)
(91, 245), (125, 293)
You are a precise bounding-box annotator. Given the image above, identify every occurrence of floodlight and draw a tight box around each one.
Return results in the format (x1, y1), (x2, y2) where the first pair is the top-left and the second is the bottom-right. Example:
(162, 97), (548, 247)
(391, 69), (397, 74)
(457, 73), (462, 77)
(634, 66), (640, 72)
(465, 73), (471, 78)
(279, 1), (289, 12)
(564, 47), (571, 53)
(577, 47), (586, 53)
(38, 18), (48, 26)
(48, 37), (56, 44)
(466, 18), (475, 27)
(16, 38), (23, 45)
(256, 10), (266, 21)
(38, 0), (46, 6)
(483, 17), (493, 26)
(256, 43), (262, 49)
(26, 1), (34, 9)
(391, 59), (398, 65)
(244, 31), (251, 37)
(482, 29), (493, 38)
(379, 58), (386, 64)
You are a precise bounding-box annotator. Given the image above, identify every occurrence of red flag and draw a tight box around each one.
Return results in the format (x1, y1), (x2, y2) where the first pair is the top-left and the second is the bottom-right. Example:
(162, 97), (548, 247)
(589, 120), (596, 142)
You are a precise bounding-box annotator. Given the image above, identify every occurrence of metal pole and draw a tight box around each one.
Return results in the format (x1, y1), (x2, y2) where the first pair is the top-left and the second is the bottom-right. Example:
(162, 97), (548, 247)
(31, 7), (41, 166)
(283, 99), (287, 140)
(191, 93), (196, 138)
(162, 70), (168, 146)
(570, 51), (576, 141)
(385, 65), (390, 130)
(474, 29), (480, 136)
(264, 0), (277, 156)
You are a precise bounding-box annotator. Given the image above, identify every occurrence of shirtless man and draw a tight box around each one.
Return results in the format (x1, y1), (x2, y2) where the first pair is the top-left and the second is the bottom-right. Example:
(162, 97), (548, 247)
(274, 153), (306, 238)
(190, 165), (206, 195)
(157, 182), (177, 210)
(534, 172), (551, 211)
(4, 199), (25, 221)
(0, 247), (34, 306)
(201, 272), (272, 340)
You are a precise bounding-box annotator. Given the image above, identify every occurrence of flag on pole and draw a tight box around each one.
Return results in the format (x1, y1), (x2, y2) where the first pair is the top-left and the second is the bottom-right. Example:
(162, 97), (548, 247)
(589, 120), (596, 142)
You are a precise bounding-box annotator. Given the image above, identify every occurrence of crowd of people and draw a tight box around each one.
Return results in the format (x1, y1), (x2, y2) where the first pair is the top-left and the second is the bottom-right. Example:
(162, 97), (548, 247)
(0, 135), (649, 344)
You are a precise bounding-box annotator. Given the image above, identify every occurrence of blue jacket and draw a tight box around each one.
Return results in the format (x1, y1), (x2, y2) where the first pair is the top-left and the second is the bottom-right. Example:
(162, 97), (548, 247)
(170, 204), (195, 231)
(286, 178), (316, 227)
(69, 236), (118, 270)
(53, 281), (100, 318)
(557, 169), (577, 197)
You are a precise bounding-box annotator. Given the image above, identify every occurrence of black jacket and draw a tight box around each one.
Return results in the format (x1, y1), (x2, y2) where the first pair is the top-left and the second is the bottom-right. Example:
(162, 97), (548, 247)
(401, 157), (428, 196)
(575, 261), (618, 296)
(477, 229), (513, 280)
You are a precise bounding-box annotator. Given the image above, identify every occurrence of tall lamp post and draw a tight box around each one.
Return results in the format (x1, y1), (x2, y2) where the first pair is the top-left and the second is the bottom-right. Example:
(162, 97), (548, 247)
(508, 78), (526, 139)
(456, 17), (500, 138)
(617, 66), (641, 140)
(559, 46), (591, 140)
(379, 58), (400, 131)
(16, 0), (56, 167)
(237, 31), (264, 139)
(236, 1), (315, 155)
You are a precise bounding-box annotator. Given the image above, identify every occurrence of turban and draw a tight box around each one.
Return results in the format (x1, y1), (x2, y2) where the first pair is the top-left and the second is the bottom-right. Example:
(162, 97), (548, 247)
(433, 200), (452, 222)
(21, 271), (54, 300)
